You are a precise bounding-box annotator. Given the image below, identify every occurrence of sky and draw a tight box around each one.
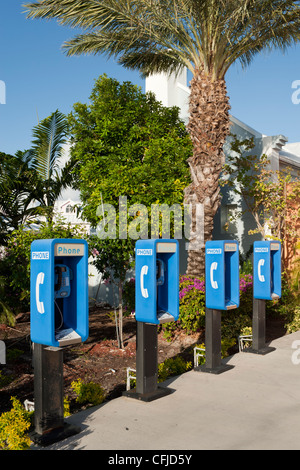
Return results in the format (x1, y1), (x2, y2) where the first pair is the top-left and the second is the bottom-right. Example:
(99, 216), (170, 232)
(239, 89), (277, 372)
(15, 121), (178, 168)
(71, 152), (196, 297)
(1, 1), (300, 157)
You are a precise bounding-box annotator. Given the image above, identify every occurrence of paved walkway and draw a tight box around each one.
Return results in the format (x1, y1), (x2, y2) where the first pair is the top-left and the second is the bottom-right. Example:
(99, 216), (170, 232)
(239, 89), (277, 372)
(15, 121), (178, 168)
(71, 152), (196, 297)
(32, 330), (300, 450)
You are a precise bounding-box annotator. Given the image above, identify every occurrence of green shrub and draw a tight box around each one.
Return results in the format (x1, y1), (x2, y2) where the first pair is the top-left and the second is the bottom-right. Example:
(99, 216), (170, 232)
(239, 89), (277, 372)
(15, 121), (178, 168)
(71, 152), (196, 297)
(0, 397), (32, 450)
(0, 371), (13, 388)
(127, 356), (193, 388)
(0, 221), (87, 314)
(64, 397), (71, 417)
(237, 273), (253, 317)
(123, 278), (135, 315)
(6, 348), (23, 362)
(195, 338), (236, 364)
(221, 312), (252, 342)
(178, 276), (206, 333)
(71, 379), (106, 406)
(221, 337), (237, 357)
(285, 306), (300, 334)
(158, 356), (192, 382)
(162, 273), (254, 341)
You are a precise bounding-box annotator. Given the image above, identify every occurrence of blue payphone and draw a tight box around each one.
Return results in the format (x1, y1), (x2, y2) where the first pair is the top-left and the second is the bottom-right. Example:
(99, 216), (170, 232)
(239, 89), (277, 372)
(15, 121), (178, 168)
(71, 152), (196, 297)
(205, 240), (240, 311)
(135, 239), (179, 325)
(30, 239), (89, 347)
(253, 241), (281, 300)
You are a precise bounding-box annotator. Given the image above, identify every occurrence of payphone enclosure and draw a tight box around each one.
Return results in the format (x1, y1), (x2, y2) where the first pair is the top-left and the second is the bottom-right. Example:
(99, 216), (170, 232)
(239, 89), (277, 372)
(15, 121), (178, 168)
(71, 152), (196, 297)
(205, 240), (240, 311)
(30, 239), (89, 348)
(253, 241), (281, 301)
(135, 239), (179, 325)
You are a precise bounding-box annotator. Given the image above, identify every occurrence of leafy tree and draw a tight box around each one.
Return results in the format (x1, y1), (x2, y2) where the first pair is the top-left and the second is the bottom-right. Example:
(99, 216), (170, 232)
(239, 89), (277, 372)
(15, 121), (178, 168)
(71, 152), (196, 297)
(220, 135), (300, 242)
(89, 237), (135, 349)
(24, 0), (300, 277)
(68, 74), (191, 347)
(68, 74), (191, 224)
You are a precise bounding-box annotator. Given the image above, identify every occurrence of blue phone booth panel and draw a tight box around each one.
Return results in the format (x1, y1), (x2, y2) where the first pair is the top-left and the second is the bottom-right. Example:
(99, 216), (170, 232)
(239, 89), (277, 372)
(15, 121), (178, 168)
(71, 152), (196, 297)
(205, 240), (240, 311)
(30, 239), (89, 347)
(135, 239), (179, 325)
(253, 241), (281, 300)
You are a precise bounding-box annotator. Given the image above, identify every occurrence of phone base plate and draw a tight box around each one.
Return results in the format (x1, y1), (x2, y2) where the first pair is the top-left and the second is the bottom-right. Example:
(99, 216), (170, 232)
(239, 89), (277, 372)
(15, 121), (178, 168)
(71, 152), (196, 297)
(242, 346), (276, 356)
(123, 386), (174, 402)
(30, 422), (81, 447)
(194, 363), (234, 375)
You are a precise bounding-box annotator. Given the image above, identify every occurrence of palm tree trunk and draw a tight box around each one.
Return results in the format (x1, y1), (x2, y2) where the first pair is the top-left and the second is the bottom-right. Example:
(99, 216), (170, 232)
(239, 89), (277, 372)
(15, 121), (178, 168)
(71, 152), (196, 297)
(185, 67), (231, 277)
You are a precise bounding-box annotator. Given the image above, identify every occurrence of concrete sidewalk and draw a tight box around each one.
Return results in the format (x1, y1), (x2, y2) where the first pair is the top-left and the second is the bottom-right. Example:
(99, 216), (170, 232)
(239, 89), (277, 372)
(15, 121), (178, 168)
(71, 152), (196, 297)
(32, 330), (300, 450)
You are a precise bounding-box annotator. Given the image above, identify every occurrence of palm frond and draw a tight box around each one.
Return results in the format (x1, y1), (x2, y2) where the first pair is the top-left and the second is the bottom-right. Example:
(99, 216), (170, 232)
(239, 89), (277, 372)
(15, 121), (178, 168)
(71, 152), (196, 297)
(31, 109), (69, 180)
(23, 0), (300, 78)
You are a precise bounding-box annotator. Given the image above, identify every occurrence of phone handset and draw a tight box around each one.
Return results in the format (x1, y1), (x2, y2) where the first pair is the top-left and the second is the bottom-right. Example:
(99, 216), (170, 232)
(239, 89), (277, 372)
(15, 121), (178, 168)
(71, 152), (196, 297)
(156, 259), (165, 286)
(258, 259), (265, 283)
(140, 265), (149, 299)
(36, 272), (45, 314)
(210, 262), (218, 290)
(55, 265), (71, 299)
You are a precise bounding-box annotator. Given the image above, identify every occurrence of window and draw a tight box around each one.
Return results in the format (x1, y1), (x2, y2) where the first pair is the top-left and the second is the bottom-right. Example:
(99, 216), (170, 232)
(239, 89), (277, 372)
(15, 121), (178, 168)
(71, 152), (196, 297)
(221, 204), (238, 234)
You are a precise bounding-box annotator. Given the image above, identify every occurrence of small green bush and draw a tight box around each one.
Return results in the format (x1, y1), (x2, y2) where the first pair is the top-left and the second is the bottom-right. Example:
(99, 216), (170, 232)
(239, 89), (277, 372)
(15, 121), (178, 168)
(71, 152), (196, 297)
(127, 356), (193, 388)
(178, 276), (206, 333)
(162, 273), (254, 341)
(0, 397), (32, 450)
(0, 371), (13, 388)
(123, 278), (135, 315)
(158, 356), (192, 382)
(0, 221), (87, 314)
(71, 378), (106, 406)
(64, 397), (71, 417)
(6, 348), (24, 362)
(285, 306), (300, 334)
(195, 338), (236, 364)
(221, 312), (252, 342)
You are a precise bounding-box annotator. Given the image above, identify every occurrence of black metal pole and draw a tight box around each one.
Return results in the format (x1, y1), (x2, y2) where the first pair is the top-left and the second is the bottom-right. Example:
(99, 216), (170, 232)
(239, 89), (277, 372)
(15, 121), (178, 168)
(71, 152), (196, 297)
(136, 321), (158, 395)
(253, 298), (266, 351)
(30, 343), (81, 446)
(195, 308), (234, 374)
(123, 321), (173, 401)
(244, 298), (275, 355)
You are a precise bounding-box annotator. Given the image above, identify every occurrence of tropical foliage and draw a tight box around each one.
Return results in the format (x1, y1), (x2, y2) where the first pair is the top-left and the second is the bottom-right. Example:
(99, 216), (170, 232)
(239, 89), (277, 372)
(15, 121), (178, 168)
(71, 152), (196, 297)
(67, 74), (191, 226)
(0, 110), (72, 245)
(68, 74), (191, 347)
(0, 220), (86, 314)
(29, 109), (74, 223)
(0, 151), (40, 245)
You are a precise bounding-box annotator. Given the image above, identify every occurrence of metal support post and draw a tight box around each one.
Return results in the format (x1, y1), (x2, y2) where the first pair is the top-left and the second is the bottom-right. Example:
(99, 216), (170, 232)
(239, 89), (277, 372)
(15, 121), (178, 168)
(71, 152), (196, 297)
(244, 298), (275, 355)
(123, 322), (173, 401)
(30, 343), (81, 446)
(195, 309), (234, 374)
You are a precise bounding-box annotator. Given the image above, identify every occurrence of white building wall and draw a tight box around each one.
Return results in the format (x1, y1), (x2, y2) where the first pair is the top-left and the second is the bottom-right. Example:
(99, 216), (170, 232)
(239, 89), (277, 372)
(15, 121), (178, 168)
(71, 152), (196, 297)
(146, 69), (190, 122)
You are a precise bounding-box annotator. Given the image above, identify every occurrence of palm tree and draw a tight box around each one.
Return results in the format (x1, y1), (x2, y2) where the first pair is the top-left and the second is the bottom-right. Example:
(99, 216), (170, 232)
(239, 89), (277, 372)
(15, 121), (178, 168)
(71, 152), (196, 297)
(0, 150), (41, 244)
(24, 0), (300, 275)
(30, 109), (74, 224)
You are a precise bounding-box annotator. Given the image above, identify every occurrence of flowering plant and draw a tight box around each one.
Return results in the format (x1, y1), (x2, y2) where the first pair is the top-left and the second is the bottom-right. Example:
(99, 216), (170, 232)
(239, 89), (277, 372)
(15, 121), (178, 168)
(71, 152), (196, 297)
(178, 275), (206, 333)
(162, 272), (254, 339)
